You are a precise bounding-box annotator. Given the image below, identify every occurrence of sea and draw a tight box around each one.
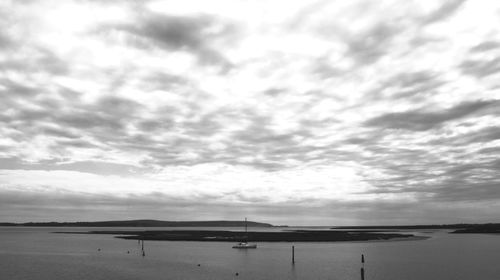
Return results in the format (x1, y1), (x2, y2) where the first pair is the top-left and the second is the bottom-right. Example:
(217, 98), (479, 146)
(0, 227), (498, 280)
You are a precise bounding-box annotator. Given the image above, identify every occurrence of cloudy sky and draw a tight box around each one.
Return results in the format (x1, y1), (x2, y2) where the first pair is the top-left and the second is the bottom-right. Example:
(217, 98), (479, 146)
(0, 0), (499, 225)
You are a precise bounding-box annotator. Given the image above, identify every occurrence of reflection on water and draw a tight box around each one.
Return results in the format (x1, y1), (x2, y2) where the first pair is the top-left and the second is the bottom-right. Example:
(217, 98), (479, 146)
(0, 227), (499, 280)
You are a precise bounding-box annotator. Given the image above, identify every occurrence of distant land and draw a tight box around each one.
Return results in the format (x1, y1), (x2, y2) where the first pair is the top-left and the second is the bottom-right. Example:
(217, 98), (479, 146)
(450, 223), (500, 234)
(0, 219), (273, 228)
(332, 223), (500, 234)
(332, 224), (483, 229)
(59, 230), (417, 242)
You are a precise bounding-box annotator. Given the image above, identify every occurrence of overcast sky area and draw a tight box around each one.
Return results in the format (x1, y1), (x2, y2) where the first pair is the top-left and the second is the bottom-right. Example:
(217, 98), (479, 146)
(1, 0), (499, 225)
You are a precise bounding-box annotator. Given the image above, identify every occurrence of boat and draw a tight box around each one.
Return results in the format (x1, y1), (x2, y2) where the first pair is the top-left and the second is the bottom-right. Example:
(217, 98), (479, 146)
(232, 218), (257, 249)
(232, 242), (257, 249)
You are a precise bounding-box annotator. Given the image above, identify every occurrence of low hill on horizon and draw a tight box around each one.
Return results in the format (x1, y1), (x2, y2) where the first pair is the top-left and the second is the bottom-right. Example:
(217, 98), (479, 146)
(0, 219), (274, 227)
(332, 223), (500, 233)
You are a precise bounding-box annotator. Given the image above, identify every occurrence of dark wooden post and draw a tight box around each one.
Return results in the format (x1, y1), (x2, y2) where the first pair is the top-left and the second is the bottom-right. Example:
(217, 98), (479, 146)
(141, 240), (145, 257)
(361, 254), (365, 280)
(292, 246), (295, 264)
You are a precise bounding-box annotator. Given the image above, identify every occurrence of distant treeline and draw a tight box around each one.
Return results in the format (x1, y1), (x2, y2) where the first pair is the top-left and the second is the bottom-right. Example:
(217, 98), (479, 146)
(332, 223), (500, 233)
(0, 219), (273, 228)
(333, 224), (471, 229)
(450, 223), (500, 234)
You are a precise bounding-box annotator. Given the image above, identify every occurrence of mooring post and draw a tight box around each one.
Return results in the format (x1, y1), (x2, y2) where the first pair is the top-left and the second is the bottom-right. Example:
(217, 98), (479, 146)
(292, 246), (295, 264)
(360, 254), (365, 280)
(141, 239), (145, 257)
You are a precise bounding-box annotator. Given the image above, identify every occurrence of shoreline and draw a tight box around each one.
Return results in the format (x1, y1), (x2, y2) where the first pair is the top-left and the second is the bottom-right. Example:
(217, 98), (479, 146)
(345, 235), (430, 243)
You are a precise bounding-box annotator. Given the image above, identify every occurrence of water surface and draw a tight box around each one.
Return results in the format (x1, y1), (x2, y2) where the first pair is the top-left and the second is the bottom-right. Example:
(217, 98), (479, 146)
(0, 227), (498, 280)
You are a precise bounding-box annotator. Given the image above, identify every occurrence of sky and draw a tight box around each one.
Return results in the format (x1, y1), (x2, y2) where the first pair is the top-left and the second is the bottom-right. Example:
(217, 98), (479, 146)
(0, 0), (499, 225)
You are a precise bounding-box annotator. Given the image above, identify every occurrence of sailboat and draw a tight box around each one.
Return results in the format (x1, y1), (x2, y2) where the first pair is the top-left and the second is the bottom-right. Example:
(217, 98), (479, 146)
(232, 218), (257, 249)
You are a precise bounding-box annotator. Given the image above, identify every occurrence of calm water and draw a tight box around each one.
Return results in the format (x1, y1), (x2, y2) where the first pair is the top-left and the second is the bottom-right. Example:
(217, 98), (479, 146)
(0, 227), (499, 280)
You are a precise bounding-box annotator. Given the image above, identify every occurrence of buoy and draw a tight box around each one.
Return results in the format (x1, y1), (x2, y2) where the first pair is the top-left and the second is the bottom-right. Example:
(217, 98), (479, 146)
(235, 272), (239, 276)
(98, 248), (101, 251)
(197, 264), (201, 267)
(127, 251), (130, 254)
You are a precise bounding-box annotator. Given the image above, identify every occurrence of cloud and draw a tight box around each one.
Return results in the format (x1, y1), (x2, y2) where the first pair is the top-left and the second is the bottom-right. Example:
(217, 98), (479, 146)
(0, 46), (69, 75)
(422, 0), (468, 24)
(364, 100), (499, 131)
(426, 178), (500, 203)
(470, 41), (500, 53)
(141, 71), (189, 91)
(0, 157), (141, 176)
(0, 79), (41, 97)
(460, 57), (500, 78)
(0, 188), (214, 222)
(41, 126), (80, 139)
(47, 95), (145, 135)
(345, 23), (401, 66)
(111, 12), (236, 70)
(375, 71), (445, 100)
(0, 32), (13, 50)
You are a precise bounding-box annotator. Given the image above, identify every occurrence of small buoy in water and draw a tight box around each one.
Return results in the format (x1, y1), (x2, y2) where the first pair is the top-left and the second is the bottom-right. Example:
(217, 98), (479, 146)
(127, 251), (130, 254)
(98, 248), (101, 251)
(197, 264), (201, 267)
(235, 272), (239, 276)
